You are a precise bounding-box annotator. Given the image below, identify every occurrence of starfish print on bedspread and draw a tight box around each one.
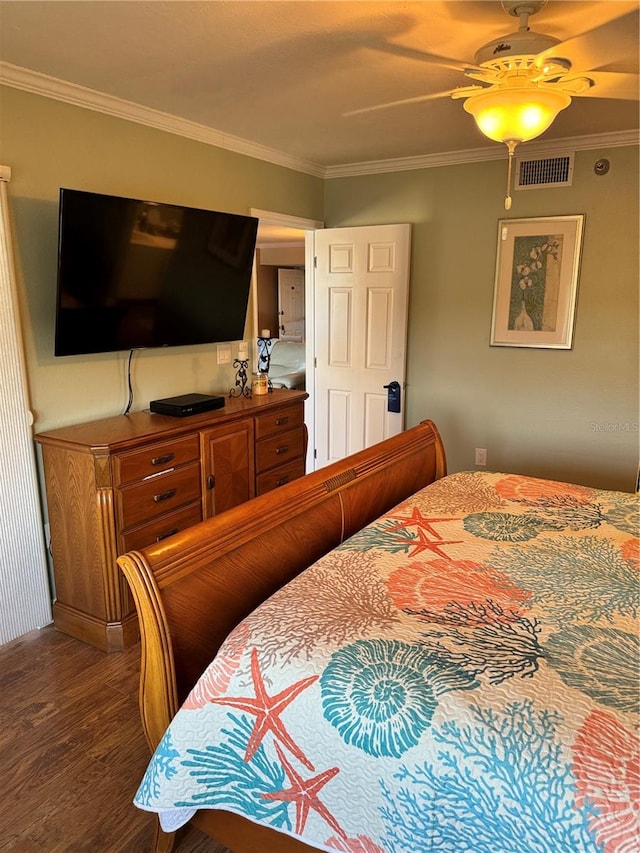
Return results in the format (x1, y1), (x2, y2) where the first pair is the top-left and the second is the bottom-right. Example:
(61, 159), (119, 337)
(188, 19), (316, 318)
(389, 527), (463, 560)
(385, 507), (458, 539)
(209, 647), (317, 770)
(262, 742), (347, 841)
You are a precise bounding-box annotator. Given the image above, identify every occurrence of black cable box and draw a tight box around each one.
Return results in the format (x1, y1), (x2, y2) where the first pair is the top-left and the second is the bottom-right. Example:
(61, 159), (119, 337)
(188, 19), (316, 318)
(150, 393), (226, 417)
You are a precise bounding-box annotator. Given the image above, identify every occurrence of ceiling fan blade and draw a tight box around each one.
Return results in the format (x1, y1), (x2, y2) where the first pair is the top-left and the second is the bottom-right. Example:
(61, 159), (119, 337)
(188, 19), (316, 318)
(360, 38), (486, 76)
(344, 85), (489, 117)
(536, 9), (640, 73)
(573, 71), (639, 101)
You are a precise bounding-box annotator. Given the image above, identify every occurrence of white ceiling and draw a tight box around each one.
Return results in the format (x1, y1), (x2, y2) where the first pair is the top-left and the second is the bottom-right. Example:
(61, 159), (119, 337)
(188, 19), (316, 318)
(1, 0), (638, 180)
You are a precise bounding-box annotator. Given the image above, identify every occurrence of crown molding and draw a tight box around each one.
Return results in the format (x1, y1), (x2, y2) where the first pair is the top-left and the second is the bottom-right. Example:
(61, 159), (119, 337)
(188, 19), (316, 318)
(2, 62), (637, 181)
(0, 62), (326, 178)
(324, 129), (640, 177)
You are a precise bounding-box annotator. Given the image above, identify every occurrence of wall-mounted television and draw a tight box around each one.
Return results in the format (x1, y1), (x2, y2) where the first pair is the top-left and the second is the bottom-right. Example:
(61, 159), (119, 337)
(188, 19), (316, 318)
(54, 188), (258, 356)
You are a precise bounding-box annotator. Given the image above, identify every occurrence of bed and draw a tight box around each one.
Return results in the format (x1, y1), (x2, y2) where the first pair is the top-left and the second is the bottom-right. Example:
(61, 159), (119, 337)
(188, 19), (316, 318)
(117, 420), (639, 853)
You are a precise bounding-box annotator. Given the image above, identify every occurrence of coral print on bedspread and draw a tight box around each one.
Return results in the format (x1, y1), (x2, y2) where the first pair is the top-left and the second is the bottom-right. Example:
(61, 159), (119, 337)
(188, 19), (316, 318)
(134, 471), (639, 853)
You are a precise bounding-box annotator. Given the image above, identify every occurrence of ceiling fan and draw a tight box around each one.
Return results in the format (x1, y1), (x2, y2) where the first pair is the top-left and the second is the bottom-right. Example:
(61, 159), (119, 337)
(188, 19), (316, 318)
(349, 1), (639, 207)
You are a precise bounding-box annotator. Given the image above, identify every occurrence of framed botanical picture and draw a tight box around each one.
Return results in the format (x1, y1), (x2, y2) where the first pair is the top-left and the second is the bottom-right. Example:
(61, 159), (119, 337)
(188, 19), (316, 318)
(490, 214), (584, 348)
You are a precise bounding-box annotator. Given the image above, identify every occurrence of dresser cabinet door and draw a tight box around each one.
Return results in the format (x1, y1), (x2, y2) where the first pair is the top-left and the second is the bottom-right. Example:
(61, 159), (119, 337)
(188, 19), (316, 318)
(201, 419), (255, 519)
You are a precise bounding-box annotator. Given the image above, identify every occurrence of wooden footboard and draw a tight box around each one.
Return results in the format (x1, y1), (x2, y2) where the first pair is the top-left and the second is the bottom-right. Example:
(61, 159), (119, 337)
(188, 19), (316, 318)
(118, 419), (446, 851)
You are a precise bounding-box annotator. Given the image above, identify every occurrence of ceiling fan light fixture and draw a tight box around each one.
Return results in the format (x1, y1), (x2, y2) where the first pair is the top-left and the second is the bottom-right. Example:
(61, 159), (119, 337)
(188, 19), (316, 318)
(463, 85), (571, 144)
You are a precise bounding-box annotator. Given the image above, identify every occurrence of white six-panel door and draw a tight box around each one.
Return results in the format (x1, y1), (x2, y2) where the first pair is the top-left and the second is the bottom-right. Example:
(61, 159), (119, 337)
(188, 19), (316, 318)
(277, 268), (305, 340)
(313, 223), (411, 468)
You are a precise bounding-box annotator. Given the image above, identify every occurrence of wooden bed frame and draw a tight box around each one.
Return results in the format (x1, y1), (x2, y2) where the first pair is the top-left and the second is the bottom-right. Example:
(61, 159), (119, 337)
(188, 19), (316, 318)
(118, 419), (446, 853)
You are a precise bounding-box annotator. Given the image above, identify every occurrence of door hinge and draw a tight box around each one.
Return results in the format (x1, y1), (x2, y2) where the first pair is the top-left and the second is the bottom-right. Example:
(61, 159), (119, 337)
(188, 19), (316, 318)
(314, 256), (317, 268)
(314, 448), (317, 459)
(314, 356), (317, 368)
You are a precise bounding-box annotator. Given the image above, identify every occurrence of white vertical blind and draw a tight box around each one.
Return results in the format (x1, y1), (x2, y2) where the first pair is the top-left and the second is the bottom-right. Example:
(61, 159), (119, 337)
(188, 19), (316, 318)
(0, 166), (52, 644)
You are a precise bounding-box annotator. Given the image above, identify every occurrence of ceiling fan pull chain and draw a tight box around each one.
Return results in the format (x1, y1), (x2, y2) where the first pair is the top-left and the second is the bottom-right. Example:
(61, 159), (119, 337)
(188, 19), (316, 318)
(504, 140), (518, 210)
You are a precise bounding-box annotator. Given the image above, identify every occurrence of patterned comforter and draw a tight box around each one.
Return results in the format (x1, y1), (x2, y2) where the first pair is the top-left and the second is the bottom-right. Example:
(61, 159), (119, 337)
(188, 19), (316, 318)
(134, 471), (639, 852)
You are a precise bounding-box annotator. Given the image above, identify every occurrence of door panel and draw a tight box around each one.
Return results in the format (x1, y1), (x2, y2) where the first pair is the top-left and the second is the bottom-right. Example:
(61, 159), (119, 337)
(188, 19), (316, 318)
(366, 288), (392, 368)
(314, 224), (411, 469)
(329, 288), (352, 365)
(364, 393), (387, 448)
(328, 390), (350, 461)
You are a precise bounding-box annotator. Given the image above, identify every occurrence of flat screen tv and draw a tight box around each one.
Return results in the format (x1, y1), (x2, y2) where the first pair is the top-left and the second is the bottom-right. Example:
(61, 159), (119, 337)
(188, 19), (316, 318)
(54, 188), (258, 356)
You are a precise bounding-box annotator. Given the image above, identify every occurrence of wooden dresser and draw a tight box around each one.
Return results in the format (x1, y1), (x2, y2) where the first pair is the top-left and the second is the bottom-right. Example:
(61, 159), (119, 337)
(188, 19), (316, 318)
(35, 389), (307, 651)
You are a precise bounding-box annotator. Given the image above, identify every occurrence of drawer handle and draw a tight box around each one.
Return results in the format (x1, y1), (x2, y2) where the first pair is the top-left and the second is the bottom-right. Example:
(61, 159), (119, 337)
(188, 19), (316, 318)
(275, 416), (289, 426)
(153, 488), (177, 503)
(275, 476), (290, 487)
(275, 445), (289, 455)
(156, 528), (179, 542)
(151, 452), (174, 466)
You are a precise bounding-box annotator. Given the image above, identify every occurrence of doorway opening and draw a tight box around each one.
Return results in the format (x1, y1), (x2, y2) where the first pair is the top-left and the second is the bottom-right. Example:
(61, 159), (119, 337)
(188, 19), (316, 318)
(250, 209), (323, 471)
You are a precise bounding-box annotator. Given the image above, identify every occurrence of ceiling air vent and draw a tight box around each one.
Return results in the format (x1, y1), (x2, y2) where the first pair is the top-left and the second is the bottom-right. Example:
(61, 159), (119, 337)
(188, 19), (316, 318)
(515, 153), (574, 190)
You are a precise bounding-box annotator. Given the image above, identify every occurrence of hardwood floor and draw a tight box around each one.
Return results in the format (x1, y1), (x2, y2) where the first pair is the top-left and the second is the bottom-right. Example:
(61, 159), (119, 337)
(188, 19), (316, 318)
(0, 625), (230, 852)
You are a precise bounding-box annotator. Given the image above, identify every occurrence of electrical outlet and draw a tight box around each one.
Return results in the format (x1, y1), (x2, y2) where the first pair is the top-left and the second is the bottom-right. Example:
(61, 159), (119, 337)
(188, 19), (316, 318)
(216, 344), (232, 365)
(475, 447), (487, 466)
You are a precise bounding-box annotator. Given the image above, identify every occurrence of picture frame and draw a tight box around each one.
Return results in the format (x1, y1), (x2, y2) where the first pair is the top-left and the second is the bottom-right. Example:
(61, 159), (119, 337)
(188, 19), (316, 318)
(490, 214), (584, 349)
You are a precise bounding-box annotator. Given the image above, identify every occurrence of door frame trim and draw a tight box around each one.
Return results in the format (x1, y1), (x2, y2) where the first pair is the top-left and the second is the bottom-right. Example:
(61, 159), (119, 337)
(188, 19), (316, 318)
(250, 209), (324, 472)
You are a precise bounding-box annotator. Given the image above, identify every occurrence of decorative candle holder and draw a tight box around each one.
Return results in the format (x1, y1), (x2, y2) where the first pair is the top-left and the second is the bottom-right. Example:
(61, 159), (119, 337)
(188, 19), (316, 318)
(229, 357), (251, 398)
(257, 336), (273, 392)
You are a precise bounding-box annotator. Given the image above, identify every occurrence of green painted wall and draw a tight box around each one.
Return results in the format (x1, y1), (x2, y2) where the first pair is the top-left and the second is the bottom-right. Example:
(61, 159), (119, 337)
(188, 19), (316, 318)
(325, 147), (639, 491)
(2, 86), (637, 491)
(0, 87), (323, 430)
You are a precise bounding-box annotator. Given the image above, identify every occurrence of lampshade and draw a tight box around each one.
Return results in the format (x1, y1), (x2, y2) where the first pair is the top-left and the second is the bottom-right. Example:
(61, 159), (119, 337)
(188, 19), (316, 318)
(463, 85), (571, 144)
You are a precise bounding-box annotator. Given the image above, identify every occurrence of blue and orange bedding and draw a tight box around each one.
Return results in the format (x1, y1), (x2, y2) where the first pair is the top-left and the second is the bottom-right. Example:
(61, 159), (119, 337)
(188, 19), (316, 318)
(134, 471), (639, 852)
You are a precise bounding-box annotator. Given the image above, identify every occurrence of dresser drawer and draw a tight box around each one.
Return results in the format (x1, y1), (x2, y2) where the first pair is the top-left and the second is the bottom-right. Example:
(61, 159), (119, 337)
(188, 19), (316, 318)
(256, 458), (305, 496)
(254, 404), (304, 440)
(255, 428), (305, 474)
(119, 502), (202, 552)
(117, 463), (201, 529)
(114, 434), (200, 484)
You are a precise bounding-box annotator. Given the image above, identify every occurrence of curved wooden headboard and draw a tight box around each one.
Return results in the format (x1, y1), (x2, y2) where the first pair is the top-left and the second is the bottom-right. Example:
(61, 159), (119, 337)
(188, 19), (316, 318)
(118, 419), (446, 754)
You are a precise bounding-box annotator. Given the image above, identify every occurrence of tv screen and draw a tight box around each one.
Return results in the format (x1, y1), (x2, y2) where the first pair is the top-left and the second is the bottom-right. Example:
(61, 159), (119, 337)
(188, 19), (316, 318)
(54, 189), (258, 356)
